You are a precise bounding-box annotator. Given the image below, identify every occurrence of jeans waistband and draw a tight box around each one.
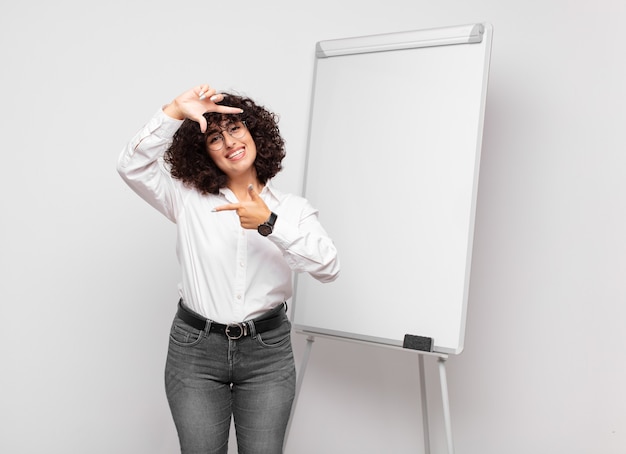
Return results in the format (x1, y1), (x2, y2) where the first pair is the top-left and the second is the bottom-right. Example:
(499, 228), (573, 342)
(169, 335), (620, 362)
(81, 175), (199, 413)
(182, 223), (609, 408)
(176, 300), (286, 340)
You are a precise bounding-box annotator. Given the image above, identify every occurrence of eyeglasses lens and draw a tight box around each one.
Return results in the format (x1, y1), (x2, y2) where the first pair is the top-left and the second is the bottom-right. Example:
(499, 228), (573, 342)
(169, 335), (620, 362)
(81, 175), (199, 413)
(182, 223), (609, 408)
(207, 122), (246, 151)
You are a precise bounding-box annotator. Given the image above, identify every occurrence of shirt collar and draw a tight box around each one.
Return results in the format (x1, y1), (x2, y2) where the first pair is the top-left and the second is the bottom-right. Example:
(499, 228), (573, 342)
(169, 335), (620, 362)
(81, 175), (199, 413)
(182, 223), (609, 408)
(261, 180), (279, 200)
(217, 180), (279, 203)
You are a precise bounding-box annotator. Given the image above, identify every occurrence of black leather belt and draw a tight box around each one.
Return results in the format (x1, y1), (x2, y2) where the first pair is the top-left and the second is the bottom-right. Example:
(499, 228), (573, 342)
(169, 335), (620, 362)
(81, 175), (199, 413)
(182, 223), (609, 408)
(177, 300), (286, 340)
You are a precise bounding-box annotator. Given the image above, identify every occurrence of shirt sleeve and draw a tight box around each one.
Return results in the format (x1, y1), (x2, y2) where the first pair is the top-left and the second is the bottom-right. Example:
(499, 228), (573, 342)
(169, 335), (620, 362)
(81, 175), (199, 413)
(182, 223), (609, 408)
(268, 196), (340, 283)
(117, 109), (185, 222)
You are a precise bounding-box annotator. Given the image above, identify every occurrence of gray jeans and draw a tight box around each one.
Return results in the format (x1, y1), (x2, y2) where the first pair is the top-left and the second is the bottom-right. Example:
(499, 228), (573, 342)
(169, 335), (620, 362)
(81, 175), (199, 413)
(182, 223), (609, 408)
(165, 304), (296, 454)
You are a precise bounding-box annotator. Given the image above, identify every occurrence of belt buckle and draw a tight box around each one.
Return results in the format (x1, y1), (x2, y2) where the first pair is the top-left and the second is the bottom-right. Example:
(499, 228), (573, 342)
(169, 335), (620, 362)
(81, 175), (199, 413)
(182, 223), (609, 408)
(225, 323), (247, 340)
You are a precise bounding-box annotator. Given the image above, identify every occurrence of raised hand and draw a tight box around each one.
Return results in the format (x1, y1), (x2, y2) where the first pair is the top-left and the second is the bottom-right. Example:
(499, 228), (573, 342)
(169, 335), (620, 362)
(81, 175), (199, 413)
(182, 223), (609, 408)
(213, 185), (271, 230)
(164, 84), (244, 133)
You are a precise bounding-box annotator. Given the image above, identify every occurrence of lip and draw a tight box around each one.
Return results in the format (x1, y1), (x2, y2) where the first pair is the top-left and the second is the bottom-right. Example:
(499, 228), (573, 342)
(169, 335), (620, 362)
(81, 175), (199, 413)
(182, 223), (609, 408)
(226, 148), (246, 161)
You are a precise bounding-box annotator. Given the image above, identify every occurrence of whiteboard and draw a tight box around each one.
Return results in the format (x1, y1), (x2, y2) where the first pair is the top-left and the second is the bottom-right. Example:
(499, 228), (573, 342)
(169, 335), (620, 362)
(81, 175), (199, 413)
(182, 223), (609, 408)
(292, 24), (493, 354)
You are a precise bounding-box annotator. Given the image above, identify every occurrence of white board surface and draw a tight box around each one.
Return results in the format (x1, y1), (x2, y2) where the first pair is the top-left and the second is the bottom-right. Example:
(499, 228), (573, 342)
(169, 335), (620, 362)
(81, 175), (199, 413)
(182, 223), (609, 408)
(293, 24), (493, 354)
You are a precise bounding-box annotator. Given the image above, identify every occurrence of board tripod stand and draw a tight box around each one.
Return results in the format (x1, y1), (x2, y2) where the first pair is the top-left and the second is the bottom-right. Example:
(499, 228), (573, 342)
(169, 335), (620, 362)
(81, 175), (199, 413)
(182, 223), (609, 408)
(283, 334), (455, 454)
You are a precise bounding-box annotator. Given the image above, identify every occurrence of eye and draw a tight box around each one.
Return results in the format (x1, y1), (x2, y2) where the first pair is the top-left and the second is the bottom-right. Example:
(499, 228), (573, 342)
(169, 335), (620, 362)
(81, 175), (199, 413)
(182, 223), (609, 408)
(207, 133), (223, 144)
(228, 124), (241, 134)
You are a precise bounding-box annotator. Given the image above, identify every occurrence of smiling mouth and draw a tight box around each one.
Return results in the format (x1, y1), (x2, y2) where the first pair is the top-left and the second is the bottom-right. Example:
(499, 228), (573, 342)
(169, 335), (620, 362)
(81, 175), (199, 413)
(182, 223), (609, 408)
(226, 149), (245, 160)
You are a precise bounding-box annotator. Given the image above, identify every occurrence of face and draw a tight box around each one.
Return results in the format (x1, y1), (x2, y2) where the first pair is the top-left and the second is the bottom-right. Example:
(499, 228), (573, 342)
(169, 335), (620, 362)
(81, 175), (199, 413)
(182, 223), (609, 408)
(206, 120), (257, 180)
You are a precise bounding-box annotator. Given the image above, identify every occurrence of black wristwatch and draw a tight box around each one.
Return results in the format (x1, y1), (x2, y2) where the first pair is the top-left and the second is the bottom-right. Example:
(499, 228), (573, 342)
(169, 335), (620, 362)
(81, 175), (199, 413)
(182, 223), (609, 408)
(257, 212), (277, 237)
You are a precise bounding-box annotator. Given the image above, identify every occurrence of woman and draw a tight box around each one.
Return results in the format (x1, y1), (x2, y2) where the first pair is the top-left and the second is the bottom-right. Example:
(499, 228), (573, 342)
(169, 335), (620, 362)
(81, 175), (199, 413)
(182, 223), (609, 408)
(117, 84), (340, 453)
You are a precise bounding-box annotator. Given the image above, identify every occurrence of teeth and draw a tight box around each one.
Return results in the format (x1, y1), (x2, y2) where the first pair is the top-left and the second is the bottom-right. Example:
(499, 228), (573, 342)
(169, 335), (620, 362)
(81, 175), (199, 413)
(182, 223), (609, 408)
(227, 150), (244, 159)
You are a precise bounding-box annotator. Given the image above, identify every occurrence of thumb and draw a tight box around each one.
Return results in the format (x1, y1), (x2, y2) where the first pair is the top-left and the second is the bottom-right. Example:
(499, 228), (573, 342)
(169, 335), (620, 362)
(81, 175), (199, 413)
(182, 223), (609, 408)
(248, 184), (260, 199)
(197, 116), (208, 133)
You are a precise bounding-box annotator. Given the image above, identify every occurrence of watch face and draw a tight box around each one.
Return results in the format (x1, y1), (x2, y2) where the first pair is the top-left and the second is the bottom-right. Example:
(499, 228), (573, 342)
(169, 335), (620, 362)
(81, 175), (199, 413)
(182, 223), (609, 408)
(258, 224), (272, 236)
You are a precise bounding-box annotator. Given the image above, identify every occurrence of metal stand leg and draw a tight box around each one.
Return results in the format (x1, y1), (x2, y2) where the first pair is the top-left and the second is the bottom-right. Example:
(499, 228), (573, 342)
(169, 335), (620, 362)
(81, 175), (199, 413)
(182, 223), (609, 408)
(284, 335), (315, 451)
(284, 336), (455, 454)
(418, 354), (431, 454)
(438, 356), (455, 454)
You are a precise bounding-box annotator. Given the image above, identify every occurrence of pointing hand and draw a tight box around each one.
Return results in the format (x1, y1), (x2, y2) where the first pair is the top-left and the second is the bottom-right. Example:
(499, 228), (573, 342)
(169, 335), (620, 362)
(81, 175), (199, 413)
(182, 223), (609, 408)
(213, 185), (271, 230)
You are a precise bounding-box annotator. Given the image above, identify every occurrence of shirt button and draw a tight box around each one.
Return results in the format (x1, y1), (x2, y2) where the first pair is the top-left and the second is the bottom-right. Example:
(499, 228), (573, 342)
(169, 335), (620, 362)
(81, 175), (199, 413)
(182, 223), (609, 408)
(236, 294), (242, 300)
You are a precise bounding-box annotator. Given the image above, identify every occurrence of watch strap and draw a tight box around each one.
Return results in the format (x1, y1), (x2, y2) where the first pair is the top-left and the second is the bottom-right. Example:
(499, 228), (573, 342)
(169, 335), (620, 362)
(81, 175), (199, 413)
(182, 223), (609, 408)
(258, 212), (277, 236)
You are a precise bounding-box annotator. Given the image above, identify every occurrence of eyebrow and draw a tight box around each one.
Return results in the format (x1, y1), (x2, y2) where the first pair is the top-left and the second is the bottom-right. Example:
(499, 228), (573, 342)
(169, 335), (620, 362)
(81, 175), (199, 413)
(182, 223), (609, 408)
(206, 121), (238, 135)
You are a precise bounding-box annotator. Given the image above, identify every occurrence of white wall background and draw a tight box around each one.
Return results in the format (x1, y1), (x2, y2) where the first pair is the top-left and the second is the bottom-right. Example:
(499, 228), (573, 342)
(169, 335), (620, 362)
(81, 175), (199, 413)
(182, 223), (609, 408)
(1, 1), (624, 453)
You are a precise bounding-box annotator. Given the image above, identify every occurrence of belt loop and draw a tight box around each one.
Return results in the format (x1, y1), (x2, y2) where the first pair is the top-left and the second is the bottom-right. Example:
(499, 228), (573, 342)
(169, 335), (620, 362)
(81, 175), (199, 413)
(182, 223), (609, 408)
(247, 320), (258, 338)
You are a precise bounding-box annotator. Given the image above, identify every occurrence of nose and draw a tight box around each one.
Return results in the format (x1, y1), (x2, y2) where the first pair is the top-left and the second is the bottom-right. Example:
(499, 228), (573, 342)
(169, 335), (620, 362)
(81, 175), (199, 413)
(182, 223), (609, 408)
(223, 132), (239, 148)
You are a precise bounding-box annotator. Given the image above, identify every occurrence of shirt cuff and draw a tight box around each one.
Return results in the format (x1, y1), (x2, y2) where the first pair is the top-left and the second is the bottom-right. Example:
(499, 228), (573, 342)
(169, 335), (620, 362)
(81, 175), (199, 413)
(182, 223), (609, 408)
(267, 217), (299, 250)
(151, 107), (185, 138)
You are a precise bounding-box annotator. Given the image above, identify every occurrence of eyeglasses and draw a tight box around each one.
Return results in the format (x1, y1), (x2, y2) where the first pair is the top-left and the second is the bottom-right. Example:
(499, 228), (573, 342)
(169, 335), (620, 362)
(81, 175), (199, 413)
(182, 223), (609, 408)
(206, 122), (247, 151)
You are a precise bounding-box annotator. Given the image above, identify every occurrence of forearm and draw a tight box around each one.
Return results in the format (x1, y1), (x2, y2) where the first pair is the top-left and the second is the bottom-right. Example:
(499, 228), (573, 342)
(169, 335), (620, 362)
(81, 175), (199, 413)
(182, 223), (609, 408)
(163, 102), (186, 121)
(269, 209), (340, 283)
(117, 109), (184, 221)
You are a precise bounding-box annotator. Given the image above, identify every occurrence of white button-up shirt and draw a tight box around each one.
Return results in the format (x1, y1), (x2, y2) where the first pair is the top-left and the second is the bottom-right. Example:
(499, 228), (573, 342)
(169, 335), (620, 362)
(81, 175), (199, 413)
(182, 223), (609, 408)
(117, 109), (339, 323)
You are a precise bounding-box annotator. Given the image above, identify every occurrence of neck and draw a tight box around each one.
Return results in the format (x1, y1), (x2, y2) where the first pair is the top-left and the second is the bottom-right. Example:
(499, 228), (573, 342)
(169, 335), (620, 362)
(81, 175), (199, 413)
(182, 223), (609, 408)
(227, 174), (263, 202)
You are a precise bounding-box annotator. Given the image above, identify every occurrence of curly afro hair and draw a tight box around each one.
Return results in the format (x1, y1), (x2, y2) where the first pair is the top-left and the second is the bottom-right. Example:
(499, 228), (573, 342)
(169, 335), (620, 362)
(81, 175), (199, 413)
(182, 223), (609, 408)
(164, 93), (286, 195)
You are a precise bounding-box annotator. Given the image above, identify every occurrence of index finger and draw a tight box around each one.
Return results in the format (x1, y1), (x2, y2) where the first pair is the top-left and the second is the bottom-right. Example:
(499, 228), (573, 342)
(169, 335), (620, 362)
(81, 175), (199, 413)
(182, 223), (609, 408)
(214, 105), (244, 115)
(213, 203), (240, 212)
(200, 92), (244, 115)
